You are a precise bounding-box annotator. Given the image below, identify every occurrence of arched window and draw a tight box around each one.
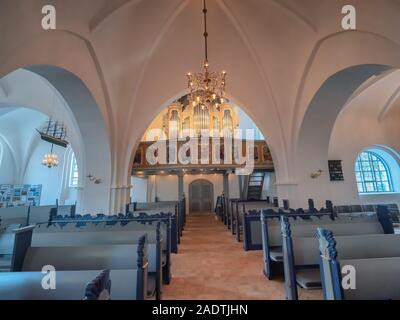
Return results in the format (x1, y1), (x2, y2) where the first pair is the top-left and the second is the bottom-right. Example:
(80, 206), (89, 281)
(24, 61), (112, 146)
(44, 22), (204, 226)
(69, 153), (79, 187)
(355, 151), (393, 193)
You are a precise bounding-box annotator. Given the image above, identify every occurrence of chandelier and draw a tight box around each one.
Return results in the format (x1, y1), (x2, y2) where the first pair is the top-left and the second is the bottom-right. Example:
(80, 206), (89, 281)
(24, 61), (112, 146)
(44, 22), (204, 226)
(41, 144), (59, 168)
(186, 0), (227, 118)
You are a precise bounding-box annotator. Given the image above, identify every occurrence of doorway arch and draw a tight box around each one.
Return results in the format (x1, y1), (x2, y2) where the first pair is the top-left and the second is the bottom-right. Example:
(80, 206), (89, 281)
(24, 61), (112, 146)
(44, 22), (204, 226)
(189, 179), (214, 214)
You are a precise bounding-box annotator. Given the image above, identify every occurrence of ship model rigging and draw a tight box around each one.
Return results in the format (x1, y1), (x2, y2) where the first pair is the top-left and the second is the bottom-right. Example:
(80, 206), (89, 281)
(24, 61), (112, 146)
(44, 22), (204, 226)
(37, 119), (69, 148)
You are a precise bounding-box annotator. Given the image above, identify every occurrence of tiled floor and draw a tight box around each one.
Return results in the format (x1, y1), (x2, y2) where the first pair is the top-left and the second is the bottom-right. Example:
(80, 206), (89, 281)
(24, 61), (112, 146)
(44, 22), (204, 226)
(163, 214), (322, 300)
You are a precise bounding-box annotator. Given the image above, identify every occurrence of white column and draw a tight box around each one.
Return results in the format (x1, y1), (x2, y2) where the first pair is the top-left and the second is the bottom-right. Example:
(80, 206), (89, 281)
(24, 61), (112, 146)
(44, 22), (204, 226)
(109, 185), (131, 214)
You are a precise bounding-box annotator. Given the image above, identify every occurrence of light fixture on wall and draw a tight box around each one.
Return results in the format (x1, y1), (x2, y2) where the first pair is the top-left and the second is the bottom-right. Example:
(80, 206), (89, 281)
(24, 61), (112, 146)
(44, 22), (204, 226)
(310, 169), (323, 179)
(41, 144), (59, 168)
(186, 0), (227, 135)
(87, 174), (102, 184)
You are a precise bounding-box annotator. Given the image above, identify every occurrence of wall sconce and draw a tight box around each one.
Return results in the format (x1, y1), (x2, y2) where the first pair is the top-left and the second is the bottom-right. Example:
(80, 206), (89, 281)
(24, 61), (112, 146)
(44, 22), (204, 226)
(87, 174), (102, 184)
(310, 169), (323, 179)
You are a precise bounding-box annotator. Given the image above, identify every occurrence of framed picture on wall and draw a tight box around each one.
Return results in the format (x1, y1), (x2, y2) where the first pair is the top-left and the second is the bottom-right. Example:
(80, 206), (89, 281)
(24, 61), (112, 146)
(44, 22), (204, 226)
(328, 160), (344, 181)
(0, 184), (42, 207)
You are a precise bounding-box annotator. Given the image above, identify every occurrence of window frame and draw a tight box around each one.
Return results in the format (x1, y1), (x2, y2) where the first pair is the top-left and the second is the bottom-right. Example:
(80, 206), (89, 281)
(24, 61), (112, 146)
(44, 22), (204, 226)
(355, 151), (394, 194)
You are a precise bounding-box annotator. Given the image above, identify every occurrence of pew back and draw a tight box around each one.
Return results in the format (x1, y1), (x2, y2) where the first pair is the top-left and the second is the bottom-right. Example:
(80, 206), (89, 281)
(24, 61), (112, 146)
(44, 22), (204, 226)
(28, 205), (55, 225)
(30, 231), (161, 273)
(340, 258), (400, 300)
(0, 270), (111, 300)
(293, 234), (400, 266)
(21, 244), (147, 271)
(0, 269), (146, 300)
(57, 205), (75, 217)
(0, 206), (29, 228)
(269, 218), (383, 247)
(34, 225), (168, 252)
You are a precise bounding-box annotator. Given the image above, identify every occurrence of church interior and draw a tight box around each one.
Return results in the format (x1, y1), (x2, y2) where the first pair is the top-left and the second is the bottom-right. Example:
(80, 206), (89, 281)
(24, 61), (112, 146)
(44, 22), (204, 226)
(0, 0), (400, 302)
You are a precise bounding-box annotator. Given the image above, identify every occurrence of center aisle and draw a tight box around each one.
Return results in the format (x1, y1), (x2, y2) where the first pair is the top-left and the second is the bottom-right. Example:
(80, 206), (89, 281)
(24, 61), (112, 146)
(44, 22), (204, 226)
(163, 214), (321, 300)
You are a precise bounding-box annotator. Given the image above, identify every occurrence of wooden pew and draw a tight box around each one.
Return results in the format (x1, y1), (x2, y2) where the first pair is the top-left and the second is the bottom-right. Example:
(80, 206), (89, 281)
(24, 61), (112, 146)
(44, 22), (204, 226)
(232, 200), (269, 242)
(31, 222), (167, 296)
(317, 229), (400, 300)
(128, 199), (186, 238)
(45, 212), (175, 256)
(215, 196), (224, 221)
(0, 229), (15, 271)
(246, 206), (333, 253)
(221, 197), (235, 229)
(57, 204), (76, 217)
(282, 219), (400, 300)
(262, 211), (388, 280)
(129, 211), (178, 253)
(280, 207), (395, 299)
(0, 269), (111, 300)
(11, 229), (151, 300)
(27, 205), (57, 225)
(335, 203), (399, 223)
(127, 203), (181, 251)
(243, 200), (335, 251)
(0, 206), (30, 230)
(0, 204), (73, 229)
(33, 219), (169, 293)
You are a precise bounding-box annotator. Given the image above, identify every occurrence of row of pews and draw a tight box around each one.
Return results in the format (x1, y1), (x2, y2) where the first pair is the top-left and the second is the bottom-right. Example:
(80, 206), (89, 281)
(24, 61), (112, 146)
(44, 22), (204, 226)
(0, 198), (186, 300)
(216, 195), (400, 300)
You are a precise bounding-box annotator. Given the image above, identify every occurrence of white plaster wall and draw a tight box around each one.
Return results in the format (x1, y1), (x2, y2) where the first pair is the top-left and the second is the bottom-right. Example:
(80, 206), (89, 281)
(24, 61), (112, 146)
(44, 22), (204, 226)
(131, 176), (148, 203)
(263, 172), (277, 200)
(0, 140), (15, 184)
(328, 92), (400, 207)
(228, 174), (240, 199)
(155, 175), (179, 202)
(23, 140), (65, 206)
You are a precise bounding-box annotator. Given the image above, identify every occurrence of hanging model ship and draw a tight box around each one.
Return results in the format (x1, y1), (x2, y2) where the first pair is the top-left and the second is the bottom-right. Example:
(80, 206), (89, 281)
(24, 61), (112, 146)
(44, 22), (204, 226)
(37, 119), (69, 148)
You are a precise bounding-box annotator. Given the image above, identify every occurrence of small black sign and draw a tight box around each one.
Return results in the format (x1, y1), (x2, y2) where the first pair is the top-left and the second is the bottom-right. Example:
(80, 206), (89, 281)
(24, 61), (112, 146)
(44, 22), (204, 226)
(328, 160), (344, 181)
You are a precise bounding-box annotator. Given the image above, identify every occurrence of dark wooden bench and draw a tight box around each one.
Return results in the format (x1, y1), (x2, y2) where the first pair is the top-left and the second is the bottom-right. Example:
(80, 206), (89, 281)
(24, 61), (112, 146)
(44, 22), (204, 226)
(243, 200), (334, 251)
(0, 206), (30, 230)
(231, 200), (269, 242)
(317, 228), (400, 300)
(0, 269), (111, 300)
(262, 211), (389, 280)
(11, 229), (152, 300)
(31, 222), (167, 297)
(280, 207), (395, 299)
(128, 199), (186, 239)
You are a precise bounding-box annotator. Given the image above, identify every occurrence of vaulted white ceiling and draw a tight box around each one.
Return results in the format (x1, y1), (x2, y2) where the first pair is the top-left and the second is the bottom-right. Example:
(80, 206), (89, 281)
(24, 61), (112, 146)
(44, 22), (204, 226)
(1, 0), (400, 210)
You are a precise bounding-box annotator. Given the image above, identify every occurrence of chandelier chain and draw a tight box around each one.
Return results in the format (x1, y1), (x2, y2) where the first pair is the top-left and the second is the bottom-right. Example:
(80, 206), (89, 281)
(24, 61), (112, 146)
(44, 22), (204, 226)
(203, 0), (208, 63)
(186, 0), (227, 137)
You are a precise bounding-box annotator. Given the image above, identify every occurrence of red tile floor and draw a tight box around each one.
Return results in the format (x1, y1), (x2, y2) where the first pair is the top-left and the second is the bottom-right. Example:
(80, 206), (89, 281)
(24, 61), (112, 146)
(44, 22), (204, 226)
(163, 214), (322, 300)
